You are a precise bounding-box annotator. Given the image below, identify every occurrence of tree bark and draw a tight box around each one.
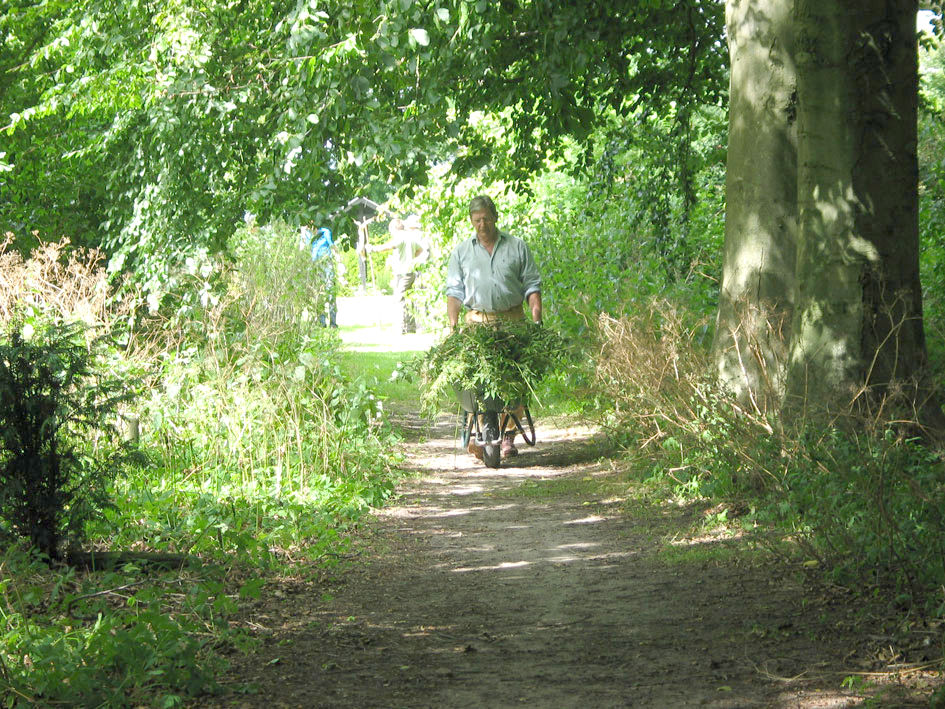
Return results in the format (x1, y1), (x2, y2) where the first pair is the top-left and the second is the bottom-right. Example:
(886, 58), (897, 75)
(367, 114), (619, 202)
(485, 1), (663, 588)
(787, 0), (933, 420)
(714, 0), (797, 410)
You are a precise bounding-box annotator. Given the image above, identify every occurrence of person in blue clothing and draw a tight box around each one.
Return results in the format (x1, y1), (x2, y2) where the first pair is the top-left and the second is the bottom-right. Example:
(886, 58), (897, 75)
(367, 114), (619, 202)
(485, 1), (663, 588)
(301, 224), (338, 327)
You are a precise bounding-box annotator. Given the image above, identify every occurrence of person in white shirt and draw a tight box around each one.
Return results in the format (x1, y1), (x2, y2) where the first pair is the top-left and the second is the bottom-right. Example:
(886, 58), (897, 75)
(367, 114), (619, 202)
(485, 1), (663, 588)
(368, 214), (429, 334)
(445, 195), (543, 459)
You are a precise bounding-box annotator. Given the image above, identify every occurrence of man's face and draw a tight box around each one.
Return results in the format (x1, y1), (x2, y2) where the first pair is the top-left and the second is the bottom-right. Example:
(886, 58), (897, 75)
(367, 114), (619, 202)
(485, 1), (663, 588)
(470, 209), (498, 242)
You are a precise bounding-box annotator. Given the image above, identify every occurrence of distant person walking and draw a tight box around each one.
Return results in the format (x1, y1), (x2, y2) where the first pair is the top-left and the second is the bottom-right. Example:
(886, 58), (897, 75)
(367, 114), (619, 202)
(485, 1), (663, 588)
(301, 225), (338, 328)
(367, 214), (429, 334)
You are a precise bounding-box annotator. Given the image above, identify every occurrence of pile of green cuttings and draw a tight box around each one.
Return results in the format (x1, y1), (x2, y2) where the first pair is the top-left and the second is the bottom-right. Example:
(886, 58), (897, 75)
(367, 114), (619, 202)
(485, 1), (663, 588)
(415, 321), (572, 415)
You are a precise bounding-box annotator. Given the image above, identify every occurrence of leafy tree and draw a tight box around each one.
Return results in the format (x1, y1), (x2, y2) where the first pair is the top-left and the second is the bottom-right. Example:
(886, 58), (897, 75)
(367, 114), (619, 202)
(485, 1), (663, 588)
(1, 0), (727, 302)
(0, 0), (110, 250)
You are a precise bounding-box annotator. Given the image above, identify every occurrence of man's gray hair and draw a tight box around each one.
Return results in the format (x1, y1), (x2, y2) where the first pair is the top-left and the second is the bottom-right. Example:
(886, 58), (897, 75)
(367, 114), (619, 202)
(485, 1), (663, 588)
(468, 195), (498, 217)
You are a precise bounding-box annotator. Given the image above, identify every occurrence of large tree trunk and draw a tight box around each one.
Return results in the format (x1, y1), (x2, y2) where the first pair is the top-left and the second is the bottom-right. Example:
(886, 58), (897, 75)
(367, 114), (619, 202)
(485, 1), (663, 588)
(786, 0), (932, 420)
(714, 0), (797, 410)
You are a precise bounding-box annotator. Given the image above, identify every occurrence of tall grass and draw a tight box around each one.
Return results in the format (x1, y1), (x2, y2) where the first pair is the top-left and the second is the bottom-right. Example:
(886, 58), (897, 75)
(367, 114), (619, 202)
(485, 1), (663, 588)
(116, 220), (397, 559)
(595, 301), (945, 607)
(0, 224), (400, 706)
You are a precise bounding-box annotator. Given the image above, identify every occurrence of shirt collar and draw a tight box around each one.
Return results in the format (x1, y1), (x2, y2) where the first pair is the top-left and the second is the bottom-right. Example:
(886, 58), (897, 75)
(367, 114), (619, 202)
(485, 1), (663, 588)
(471, 230), (504, 248)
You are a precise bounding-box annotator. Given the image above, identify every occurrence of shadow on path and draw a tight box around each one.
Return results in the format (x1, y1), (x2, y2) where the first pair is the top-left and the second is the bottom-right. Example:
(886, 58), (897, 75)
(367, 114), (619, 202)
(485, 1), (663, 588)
(203, 421), (929, 708)
(198, 297), (932, 708)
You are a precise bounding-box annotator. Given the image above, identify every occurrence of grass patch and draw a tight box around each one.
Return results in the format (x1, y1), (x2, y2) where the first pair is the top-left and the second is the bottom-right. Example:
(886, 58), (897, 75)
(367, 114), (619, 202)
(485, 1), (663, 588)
(333, 346), (421, 406)
(658, 538), (760, 566)
(527, 390), (588, 420)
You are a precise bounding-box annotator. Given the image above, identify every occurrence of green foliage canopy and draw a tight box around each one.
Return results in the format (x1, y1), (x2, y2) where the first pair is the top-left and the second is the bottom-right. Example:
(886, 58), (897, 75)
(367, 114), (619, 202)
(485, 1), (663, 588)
(1, 0), (726, 296)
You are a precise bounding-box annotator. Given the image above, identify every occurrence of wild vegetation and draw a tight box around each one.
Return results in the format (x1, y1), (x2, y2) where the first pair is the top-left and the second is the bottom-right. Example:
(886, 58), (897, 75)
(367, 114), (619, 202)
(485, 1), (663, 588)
(3, 0), (945, 705)
(0, 227), (399, 705)
(414, 321), (574, 417)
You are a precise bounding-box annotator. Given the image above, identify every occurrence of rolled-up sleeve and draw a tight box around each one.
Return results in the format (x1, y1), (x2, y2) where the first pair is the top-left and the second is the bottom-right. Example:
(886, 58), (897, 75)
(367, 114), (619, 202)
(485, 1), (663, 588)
(520, 242), (541, 298)
(445, 246), (466, 302)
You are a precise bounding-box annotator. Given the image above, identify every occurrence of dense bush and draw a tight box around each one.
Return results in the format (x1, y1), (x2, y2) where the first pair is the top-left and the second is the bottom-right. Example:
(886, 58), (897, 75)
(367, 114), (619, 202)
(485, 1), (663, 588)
(128, 220), (397, 557)
(0, 222), (401, 706)
(0, 546), (226, 706)
(0, 318), (137, 560)
(773, 429), (945, 596)
(0, 237), (139, 561)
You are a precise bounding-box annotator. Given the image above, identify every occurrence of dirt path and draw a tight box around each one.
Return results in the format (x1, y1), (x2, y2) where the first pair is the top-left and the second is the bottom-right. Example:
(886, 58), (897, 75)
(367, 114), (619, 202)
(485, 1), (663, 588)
(201, 299), (936, 707)
(207, 410), (936, 708)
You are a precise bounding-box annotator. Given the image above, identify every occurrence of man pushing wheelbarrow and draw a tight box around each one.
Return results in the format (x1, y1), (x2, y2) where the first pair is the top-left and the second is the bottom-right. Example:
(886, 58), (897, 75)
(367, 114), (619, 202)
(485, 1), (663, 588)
(445, 195), (543, 464)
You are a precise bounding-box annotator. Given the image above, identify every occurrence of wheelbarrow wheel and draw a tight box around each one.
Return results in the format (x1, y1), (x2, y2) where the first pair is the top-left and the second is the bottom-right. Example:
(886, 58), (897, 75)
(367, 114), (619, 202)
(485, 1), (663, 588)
(482, 411), (501, 469)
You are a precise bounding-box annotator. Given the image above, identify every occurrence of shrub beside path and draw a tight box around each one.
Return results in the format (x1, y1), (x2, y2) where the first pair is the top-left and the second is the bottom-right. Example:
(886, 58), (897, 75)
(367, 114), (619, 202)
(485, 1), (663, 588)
(203, 297), (938, 708)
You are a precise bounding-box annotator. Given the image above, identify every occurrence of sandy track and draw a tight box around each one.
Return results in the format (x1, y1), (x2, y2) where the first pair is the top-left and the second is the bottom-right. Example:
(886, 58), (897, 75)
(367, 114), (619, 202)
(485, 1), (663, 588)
(203, 414), (933, 708)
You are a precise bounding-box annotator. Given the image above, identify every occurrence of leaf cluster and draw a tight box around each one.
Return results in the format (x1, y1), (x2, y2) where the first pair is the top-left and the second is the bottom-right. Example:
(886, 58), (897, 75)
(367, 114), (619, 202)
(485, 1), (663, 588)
(0, 547), (225, 707)
(415, 321), (574, 415)
(1, 0), (728, 303)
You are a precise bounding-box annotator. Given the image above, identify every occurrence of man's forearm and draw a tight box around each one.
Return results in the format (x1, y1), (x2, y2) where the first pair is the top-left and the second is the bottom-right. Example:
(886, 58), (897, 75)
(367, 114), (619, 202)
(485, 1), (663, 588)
(527, 291), (542, 323)
(447, 296), (462, 328)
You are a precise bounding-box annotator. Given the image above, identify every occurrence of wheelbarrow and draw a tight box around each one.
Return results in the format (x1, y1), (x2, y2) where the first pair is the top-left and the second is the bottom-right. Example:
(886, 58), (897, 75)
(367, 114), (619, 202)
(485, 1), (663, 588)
(454, 384), (536, 468)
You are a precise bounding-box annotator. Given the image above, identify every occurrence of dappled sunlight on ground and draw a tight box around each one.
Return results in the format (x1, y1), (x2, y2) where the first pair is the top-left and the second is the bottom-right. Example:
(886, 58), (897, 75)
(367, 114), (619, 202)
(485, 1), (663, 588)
(403, 418), (608, 474)
(771, 690), (865, 708)
(562, 514), (609, 525)
(443, 483), (485, 495)
(670, 526), (746, 546)
(381, 502), (520, 519)
(203, 295), (939, 709)
(453, 560), (532, 573)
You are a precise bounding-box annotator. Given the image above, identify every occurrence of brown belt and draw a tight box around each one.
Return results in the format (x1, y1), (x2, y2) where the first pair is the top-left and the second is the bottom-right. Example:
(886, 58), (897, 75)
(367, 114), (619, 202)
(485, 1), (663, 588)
(465, 303), (525, 325)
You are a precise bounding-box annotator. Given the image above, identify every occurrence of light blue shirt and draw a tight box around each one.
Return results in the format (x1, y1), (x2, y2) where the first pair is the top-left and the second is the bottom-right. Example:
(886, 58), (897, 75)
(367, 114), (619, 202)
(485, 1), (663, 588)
(445, 231), (541, 312)
(301, 226), (334, 261)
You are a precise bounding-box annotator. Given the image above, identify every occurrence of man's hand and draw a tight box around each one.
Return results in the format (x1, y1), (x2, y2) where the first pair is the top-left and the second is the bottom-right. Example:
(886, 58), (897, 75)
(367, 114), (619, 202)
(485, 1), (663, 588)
(527, 291), (542, 325)
(447, 295), (462, 330)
